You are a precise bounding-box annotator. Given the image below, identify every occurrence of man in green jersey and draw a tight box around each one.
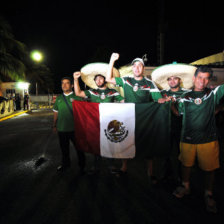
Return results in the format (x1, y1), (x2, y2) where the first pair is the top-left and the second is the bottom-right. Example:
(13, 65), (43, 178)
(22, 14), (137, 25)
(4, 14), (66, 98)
(151, 63), (197, 183)
(53, 77), (86, 173)
(106, 53), (162, 178)
(73, 70), (124, 174)
(73, 72), (124, 103)
(160, 76), (190, 184)
(172, 66), (224, 213)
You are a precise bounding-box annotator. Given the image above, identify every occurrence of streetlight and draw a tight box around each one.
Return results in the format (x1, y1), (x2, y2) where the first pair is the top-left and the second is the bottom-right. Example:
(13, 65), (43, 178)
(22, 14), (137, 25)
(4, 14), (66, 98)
(30, 50), (43, 95)
(30, 50), (43, 62)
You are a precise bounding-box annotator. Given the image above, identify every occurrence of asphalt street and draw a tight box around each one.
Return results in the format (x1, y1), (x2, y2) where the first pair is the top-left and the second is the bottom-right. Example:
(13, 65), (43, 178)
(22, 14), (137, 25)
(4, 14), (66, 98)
(0, 109), (224, 224)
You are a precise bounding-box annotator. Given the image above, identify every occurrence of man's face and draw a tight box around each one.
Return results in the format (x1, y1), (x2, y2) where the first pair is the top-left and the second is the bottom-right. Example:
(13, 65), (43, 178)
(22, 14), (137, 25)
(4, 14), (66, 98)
(193, 72), (210, 91)
(132, 61), (144, 78)
(167, 76), (181, 89)
(95, 75), (106, 88)
(61, 79), (73, 93)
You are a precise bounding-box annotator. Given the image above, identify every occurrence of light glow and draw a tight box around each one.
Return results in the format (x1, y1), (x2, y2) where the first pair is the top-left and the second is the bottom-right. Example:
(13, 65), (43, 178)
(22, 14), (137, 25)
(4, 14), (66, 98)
(17, 82), (29, 89)
(30, 50), (43, 62)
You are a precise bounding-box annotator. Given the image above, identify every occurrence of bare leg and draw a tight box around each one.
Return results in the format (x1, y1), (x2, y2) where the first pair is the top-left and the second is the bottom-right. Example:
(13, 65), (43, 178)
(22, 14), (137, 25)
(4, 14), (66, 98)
(181, 165), (191, 184)
(121, 159), (128, 172)
(204, 171), (215, 194)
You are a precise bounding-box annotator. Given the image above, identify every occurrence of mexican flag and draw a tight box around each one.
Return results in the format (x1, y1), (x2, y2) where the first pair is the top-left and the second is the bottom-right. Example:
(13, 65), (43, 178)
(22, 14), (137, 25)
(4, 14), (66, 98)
(73, 100), (171, 159)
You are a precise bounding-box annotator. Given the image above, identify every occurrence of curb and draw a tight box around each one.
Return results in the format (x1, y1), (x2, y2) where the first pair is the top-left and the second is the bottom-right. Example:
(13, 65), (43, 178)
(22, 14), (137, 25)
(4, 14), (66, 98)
(0, 110), (29, 122)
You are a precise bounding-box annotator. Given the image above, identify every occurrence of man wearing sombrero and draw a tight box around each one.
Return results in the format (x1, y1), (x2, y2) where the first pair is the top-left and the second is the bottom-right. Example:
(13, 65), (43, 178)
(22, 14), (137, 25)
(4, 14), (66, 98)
(106, 53), (163, 179)
(151, 63), (196, 184)
(73, 72), (124, 103)
(73, 66), (124, 174)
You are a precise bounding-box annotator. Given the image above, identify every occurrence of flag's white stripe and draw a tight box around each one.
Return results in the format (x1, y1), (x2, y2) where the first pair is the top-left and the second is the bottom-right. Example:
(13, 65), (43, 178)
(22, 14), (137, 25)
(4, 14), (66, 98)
(99, 103), (136, 158)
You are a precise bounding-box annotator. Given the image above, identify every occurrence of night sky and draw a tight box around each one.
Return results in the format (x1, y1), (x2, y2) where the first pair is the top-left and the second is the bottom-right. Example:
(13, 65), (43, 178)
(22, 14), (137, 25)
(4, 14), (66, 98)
(1, 0), (223, 92)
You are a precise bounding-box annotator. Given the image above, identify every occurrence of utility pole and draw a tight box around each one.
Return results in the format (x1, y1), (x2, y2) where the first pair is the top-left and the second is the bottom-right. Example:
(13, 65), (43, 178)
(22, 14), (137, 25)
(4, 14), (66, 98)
(157, 0), (165, 65)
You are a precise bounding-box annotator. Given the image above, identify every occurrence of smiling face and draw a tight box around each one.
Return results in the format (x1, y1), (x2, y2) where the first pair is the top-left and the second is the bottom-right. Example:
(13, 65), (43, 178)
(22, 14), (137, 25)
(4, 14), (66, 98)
(132, 61), (144, 79)
(167, 76), (181, 89)
(193, 72), (211, 91)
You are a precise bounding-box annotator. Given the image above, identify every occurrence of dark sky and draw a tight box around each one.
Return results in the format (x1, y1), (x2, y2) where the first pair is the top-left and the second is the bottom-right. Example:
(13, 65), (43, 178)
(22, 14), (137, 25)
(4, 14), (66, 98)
(1, 0), (223, 90)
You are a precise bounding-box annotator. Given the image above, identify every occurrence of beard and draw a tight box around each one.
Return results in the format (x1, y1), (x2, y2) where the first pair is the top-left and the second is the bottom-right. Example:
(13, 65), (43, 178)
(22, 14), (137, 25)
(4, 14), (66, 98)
(96, 82), (106, 88)
(170, 84), (180, 89)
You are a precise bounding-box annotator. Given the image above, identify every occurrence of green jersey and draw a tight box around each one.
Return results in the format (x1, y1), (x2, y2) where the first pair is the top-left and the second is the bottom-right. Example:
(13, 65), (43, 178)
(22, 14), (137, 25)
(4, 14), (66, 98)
(115, 77), (162, 103)
(53, 92), (82, 132)
(178, 85), (224, 144)
(84, 88), (124, 103)
(161, 88), (190, 101)
(161, 88), (190, 132)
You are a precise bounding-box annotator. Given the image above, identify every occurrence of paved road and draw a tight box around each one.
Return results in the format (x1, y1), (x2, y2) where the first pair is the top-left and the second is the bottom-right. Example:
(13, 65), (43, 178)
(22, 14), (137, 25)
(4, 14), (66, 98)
(0, 109), (224, 224)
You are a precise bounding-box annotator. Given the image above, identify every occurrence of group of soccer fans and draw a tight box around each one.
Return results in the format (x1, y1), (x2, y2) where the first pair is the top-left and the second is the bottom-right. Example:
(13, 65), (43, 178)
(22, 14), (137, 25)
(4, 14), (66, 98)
(53, 53), (224, 213)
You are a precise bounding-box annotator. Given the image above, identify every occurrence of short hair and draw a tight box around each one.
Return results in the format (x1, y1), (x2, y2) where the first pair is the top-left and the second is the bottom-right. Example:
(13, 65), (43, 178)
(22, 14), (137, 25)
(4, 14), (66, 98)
(94, 74), (105, 81)
(61, 77), (73, 84)
(194, 66), (213, 79)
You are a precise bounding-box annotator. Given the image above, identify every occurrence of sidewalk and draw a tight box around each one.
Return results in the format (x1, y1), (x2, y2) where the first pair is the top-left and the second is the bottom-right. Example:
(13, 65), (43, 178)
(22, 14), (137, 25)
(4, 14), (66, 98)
(0, 110), (29, 122)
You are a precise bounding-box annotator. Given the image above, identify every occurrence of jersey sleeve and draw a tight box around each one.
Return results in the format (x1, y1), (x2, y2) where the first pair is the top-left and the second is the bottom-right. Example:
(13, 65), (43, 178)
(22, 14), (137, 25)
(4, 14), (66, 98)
(114, 91), (124, 102)
(213, 84), (224, 105)
(115, 77), (124, 87)
(84, 90), (91, 98)
(53, 96), (59, 112)
(150, 81), (162, 101)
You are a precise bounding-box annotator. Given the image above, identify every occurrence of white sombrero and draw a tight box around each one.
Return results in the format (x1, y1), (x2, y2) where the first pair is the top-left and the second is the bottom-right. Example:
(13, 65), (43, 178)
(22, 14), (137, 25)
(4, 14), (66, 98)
(80, 63), (120, 89)
(151, 63), (197, 89)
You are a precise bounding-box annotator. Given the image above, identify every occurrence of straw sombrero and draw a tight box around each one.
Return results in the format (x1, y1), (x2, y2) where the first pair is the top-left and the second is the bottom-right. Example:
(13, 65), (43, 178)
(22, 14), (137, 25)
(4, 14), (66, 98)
(151, 63), (197, 89)
(80, 63), (120, 89)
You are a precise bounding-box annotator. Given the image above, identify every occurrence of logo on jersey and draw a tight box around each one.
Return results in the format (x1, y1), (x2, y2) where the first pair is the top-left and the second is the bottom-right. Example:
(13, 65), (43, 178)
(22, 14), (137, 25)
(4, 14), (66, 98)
(104, 120), (128, 143)
(100, 93), (106, 100)
(194, 98), (202, 105)
(133, 84), (138, 92)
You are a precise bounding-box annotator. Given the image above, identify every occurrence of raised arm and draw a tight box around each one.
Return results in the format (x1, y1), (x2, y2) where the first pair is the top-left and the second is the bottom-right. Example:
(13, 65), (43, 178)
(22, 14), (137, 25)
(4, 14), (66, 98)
(73, 72), (86, 98)
(106, 53), (119, 85)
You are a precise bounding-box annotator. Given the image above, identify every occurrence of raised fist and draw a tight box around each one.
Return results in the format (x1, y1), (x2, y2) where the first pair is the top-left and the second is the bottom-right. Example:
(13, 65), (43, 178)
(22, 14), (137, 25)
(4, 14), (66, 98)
(110, 53), (119, 62)
(73, 71), (81, 80)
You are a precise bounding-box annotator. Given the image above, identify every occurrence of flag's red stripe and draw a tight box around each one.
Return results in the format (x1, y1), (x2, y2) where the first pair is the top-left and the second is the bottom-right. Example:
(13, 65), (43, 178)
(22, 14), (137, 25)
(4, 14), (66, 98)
(73, 100), (100, 155)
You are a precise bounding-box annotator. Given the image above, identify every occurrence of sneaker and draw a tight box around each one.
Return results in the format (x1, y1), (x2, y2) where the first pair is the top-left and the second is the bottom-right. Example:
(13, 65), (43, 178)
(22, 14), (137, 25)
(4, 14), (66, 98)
(173, 185), (190, 198)
(205, 195), (217, 213)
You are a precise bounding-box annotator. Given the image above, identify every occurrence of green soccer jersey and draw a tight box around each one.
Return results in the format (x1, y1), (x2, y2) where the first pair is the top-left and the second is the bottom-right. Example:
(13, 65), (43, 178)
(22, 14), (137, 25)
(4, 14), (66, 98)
(84, 88), (124, 103)
(115, 76), (162, 103)
(178, 85), (224, 144)
(53, 92), (82, 132)
(161, 88), (190, 101)
(161, 88), (190, 132)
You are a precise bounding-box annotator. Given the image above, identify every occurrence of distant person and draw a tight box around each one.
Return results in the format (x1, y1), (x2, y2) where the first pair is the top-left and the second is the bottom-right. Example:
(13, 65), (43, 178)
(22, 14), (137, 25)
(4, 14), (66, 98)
(23, 92), (29, 110)
(172, 66), (224, 213)
(15, 93), (21, 110)
(53, 77), (86, 174)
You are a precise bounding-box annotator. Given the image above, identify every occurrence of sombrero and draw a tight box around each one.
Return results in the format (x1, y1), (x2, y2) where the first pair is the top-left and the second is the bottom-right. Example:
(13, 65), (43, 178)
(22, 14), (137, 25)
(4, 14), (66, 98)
(80, 63), (120, 89)
(151, 63), (197, 89)
(118, 64), (133, 77)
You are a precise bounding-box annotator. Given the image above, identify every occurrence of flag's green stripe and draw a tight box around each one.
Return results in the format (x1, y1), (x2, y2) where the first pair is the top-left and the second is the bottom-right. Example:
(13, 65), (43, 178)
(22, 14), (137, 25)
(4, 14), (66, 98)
(135, 102), (171, 159)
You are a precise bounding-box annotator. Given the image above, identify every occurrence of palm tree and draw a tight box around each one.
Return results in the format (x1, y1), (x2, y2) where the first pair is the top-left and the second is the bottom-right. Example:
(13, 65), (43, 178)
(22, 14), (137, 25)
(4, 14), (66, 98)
(0, 16), (54, 95)
(0, 16), (27, 82)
